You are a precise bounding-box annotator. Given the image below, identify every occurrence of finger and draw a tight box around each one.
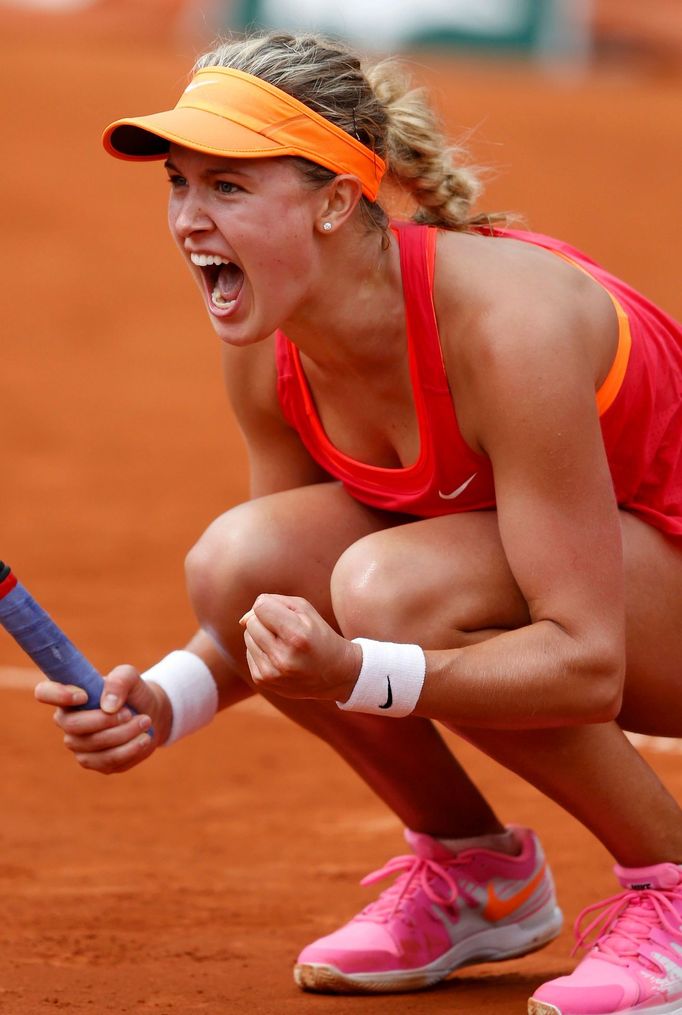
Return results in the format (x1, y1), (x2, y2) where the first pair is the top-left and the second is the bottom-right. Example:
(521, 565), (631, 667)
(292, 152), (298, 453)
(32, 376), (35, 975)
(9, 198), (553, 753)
(55, 705), (133, 736)
(240, 593), (303, 628)
(99, 664), (139, 714)
(249, 597), (289, 637)
(75, 731), (156, 775)
(64, 713), (152, 753)
(243, 628), (275, 675)
(101, 666), (161, 719)
(35, 680), (89, 708)
(252, 593), (303, 620)
(254, 593), (309, 611)
(243, 612), (281, 652)
(251, 597), (308, 640)
(244, 646), (264, 685)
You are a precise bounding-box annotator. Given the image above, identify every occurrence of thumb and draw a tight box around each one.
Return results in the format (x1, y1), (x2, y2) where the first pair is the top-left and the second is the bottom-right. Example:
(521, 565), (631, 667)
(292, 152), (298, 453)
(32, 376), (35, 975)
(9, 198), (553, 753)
(99, 664), (150, 715)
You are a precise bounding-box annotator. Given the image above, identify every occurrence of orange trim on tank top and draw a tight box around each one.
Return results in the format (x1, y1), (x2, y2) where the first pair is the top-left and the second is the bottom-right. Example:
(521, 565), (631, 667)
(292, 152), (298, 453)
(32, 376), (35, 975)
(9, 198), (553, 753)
(551, 250), (632, 417)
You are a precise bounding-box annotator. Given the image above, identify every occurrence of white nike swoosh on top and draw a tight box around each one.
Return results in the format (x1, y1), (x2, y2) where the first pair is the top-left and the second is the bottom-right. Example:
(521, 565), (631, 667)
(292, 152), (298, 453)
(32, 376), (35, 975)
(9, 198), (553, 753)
(438, 473), (477, 500)
(184, 80), (217, 92)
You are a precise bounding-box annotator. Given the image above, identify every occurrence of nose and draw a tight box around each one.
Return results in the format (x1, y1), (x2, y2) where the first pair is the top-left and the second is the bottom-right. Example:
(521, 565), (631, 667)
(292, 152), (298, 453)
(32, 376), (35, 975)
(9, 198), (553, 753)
(170, 190), (213, 240)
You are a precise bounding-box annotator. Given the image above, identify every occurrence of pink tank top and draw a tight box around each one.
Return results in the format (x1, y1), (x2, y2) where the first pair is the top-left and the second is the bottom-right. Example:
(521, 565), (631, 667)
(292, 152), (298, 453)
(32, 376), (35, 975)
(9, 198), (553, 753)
(275, 221), (682, 543)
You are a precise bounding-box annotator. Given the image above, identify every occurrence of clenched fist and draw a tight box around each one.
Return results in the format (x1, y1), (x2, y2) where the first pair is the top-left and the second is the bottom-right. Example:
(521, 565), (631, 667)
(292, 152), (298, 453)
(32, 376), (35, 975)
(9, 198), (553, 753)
(240, 594), (361, 702)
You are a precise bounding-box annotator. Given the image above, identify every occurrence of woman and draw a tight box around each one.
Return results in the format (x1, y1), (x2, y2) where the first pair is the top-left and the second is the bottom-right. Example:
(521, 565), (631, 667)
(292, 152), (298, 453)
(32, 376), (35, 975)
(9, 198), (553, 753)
(36, 31), (682, 1015)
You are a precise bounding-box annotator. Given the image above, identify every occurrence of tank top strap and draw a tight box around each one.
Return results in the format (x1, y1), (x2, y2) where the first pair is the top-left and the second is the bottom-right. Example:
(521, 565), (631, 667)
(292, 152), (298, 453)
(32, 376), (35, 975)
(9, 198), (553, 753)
(390, 221), (451, 394)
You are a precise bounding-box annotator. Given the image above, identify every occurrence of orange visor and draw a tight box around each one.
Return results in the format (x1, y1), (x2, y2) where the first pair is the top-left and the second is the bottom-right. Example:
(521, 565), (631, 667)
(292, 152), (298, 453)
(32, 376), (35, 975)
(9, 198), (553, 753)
(102, 66), (387, 202)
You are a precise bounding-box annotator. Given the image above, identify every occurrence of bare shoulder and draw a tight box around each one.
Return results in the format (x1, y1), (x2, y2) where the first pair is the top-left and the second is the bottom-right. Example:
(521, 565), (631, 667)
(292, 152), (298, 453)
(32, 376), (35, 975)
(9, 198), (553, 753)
(434, 232), (616, 412)
(434, 230), (615, 350)
(432, 230), (618, 451)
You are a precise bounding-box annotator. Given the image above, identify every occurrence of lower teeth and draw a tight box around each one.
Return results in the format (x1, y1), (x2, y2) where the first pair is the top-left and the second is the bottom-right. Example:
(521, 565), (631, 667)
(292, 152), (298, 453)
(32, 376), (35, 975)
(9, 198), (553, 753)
(212, 287), (236, 308)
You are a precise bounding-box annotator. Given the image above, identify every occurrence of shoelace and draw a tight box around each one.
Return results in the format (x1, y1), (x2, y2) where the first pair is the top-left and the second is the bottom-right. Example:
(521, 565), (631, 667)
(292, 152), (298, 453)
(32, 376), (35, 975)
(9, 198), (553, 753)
(357, 853), (464, 923)
(573, 886), (682, 971)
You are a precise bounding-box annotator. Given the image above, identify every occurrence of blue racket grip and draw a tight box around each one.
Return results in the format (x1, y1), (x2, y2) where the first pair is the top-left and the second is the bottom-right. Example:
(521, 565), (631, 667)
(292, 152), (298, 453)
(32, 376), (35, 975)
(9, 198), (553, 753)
(0, 563), (132, 714)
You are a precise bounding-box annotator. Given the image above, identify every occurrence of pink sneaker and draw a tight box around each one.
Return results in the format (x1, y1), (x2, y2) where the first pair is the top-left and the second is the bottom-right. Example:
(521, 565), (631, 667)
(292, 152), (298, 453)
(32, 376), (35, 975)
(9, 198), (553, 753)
(529, 862), (682, 1015)
(294, 825), (562, 993)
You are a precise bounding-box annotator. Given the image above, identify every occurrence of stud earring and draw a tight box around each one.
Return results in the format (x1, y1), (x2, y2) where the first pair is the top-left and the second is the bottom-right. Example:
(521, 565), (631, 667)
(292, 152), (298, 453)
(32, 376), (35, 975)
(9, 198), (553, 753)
(323, 222), (333, 232)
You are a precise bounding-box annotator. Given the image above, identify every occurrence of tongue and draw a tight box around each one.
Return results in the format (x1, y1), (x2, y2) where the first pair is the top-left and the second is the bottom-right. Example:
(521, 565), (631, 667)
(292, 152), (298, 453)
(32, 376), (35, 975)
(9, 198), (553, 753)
(216, 263), (244, 301)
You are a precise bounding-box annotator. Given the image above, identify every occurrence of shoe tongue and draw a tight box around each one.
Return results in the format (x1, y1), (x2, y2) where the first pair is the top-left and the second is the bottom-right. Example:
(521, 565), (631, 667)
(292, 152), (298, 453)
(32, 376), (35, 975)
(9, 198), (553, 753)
(614, 862), (682, 891)
(404, 829), (456, 861)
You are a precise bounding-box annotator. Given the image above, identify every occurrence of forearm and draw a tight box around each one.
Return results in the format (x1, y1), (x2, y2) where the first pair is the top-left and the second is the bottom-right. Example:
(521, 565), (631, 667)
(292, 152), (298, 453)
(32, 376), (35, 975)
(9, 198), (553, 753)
(183, 629), (254, 711)
(414, 621), (624, 730)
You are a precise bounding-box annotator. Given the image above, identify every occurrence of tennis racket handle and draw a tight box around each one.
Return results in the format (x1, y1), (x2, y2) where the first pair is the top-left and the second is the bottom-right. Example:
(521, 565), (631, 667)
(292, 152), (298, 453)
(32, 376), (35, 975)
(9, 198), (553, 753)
(0, 564), (114, 712)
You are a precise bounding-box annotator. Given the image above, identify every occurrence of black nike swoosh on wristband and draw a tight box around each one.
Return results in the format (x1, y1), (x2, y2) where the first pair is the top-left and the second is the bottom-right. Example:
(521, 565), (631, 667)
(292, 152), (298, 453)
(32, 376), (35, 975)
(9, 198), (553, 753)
(378, 675), (393, 710)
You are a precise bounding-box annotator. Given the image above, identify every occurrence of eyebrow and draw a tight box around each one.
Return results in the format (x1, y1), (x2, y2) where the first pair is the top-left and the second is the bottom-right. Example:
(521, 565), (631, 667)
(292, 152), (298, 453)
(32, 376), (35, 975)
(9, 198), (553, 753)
(164, 159), (251, 177)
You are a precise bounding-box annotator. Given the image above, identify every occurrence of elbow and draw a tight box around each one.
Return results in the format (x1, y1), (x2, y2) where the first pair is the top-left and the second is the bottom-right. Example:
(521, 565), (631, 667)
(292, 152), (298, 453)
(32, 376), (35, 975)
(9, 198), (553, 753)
(575, 647), (626, 724)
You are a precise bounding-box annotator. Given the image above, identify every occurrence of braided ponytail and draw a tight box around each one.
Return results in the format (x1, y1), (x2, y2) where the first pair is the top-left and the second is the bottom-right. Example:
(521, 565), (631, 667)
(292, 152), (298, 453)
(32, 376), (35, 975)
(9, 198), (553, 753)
(368, 60), (495, 231)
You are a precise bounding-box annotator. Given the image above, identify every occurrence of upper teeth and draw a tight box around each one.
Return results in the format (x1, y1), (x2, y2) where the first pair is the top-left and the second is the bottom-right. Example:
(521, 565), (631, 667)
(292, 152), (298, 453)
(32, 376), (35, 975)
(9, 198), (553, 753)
(191, 253), (231, 267)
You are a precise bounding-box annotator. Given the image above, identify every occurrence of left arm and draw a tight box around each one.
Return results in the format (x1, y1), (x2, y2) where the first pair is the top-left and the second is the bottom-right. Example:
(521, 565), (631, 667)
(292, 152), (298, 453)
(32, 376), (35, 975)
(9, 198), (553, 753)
(416, 301), (626, 728)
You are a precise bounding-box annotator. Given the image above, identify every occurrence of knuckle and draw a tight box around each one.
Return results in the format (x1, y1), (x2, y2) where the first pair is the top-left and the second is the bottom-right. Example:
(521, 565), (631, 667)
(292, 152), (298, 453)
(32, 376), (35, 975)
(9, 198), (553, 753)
(269, 647), (292, 673)
(259, 661), (279, 681)
(287, 630), (309, 653)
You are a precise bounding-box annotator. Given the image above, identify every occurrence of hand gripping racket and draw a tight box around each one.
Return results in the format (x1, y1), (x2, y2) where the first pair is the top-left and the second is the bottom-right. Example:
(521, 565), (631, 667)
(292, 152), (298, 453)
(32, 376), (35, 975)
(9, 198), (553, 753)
(0, 560), (136, 715)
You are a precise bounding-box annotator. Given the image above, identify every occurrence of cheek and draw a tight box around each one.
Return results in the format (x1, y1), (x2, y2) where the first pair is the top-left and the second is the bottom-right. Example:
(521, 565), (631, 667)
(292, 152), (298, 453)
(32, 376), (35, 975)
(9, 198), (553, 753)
(255, 248), (312, 299)
(264, 207), (316, 273)
(167, 199), (181, 246)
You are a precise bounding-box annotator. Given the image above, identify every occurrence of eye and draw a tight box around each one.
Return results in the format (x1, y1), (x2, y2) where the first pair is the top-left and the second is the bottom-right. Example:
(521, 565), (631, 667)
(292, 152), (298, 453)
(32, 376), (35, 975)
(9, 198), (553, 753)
(166, 173), (187, 189)
(216, 180), (240, 195)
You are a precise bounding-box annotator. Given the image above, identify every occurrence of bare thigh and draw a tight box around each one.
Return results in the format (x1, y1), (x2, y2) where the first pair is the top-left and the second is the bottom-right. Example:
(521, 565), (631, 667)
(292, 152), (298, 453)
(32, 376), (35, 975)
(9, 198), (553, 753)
(332, 509), (682, 736)
(187, 482), (399, 647)
(619, 512), (682, 734)
(187, 483), (501, 836)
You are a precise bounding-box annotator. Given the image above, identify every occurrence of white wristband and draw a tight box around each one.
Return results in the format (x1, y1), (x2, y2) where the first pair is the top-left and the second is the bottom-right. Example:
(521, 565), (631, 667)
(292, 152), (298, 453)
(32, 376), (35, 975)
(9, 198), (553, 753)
(336, 638), (426, 718)
(142, 650), (218, 746)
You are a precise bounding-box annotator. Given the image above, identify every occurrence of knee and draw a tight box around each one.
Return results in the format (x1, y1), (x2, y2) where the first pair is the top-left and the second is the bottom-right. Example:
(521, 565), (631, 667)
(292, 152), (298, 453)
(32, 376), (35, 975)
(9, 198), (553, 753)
(330, 535), (428, 642)
(330, 531), (529, 646)
(185, 501), (278, 629)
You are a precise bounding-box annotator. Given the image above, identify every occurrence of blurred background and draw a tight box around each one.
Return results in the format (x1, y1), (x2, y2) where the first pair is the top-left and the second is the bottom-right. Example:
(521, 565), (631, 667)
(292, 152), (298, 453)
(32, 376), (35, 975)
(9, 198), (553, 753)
(0, 3), (680, 1012)
(4, 0), (682, 65)
(4, 0), (682, 64)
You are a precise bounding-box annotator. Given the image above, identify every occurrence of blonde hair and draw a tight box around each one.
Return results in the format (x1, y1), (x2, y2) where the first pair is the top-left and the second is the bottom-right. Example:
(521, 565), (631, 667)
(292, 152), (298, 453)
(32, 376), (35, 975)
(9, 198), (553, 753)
(194, 32), (498, 238)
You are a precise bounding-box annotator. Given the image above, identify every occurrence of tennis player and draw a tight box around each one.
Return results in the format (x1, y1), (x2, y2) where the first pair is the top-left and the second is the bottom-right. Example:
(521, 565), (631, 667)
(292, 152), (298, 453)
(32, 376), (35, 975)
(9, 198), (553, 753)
(36, 32), (682, 1015)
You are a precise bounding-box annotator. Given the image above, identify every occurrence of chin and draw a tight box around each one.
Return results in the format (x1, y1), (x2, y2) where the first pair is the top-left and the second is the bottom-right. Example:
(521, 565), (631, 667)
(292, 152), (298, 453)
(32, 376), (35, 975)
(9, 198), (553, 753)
(210, 319), (269, 348)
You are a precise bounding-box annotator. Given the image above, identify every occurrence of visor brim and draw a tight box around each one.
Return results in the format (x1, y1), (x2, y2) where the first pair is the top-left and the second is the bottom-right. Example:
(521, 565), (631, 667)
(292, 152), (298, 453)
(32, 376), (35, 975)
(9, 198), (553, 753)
(103, 107), (283, 161)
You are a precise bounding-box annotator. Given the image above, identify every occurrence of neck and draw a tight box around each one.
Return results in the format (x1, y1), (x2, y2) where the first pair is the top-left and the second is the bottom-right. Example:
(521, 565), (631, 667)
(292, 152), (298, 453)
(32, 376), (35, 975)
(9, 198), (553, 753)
(280, 224), (405, 373)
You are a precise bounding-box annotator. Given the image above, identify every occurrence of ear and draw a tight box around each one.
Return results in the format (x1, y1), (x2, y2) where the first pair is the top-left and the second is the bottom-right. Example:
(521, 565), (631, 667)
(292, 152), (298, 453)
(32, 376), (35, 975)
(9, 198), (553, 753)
(314, 175), (364, 236)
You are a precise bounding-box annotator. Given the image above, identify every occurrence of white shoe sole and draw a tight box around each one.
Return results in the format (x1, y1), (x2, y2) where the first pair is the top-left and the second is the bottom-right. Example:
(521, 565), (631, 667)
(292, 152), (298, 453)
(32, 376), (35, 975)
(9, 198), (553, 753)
(295, 904), (563, 995)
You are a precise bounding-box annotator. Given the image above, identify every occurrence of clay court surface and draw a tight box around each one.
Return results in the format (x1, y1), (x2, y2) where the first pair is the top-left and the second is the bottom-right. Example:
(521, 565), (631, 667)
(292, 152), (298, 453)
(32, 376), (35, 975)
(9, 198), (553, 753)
(1, 7), (681, 1013)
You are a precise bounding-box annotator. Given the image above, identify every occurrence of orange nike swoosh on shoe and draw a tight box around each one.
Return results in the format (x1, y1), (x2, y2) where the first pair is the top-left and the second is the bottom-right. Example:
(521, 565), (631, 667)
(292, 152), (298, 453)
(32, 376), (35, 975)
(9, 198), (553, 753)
(483, 862), (547, 923)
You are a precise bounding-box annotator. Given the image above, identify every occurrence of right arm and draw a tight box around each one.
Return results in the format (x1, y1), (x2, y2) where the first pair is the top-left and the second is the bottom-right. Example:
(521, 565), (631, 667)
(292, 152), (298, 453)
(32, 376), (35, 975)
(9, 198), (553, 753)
(35, 335), (329, 772)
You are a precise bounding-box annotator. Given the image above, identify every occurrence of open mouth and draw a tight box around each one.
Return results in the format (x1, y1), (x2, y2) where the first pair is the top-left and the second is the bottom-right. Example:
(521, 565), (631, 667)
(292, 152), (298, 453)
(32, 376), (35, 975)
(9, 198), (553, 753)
(190, 252), (244, 312)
